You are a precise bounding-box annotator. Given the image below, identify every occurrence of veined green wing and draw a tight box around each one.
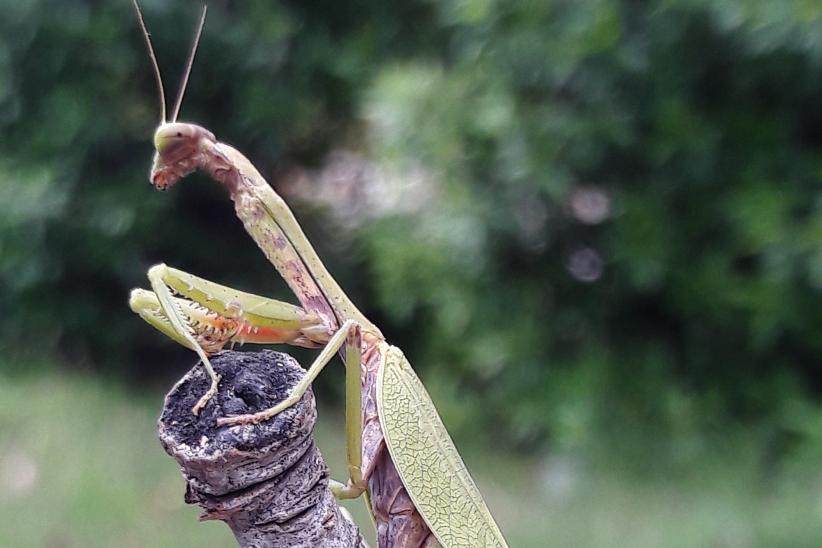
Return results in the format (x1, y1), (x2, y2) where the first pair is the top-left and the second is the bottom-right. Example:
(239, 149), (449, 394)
(376, 344), (508, 548)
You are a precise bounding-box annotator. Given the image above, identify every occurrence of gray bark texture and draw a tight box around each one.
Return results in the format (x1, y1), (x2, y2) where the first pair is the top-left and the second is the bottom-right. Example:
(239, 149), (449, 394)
(157, 349), (366, 548)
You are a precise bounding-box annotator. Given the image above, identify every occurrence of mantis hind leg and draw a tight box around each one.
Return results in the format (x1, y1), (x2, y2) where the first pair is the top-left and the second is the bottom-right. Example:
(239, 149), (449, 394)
(331, 320), (367, 500)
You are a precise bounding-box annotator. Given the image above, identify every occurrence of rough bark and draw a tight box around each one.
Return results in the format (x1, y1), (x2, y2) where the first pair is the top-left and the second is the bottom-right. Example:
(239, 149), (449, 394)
(157, 349), (365, 548)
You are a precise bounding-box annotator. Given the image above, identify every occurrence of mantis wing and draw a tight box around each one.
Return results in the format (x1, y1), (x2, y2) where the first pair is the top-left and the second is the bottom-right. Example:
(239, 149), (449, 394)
(376, 344), (508, 548)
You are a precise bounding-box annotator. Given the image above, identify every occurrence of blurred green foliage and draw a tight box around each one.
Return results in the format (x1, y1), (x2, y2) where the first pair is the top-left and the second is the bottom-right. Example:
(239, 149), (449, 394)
(3, 0), (822, 467)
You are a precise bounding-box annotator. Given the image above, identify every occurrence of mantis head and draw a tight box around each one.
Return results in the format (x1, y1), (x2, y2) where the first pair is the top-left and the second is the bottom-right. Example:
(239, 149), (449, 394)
(150, 122), (216, 190)
(133, 1), (210, 190)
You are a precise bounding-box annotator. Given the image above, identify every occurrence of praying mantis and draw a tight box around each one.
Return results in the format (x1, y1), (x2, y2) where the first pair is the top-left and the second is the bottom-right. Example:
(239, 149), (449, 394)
(128, 4), (508, 547)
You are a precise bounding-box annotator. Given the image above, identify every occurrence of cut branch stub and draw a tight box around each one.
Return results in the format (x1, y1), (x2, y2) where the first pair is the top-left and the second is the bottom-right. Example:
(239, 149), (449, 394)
(158, 349), (364, 548)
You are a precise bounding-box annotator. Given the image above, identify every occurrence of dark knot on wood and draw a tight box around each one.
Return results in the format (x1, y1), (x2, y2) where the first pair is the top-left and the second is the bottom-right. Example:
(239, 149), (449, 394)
(157, 350), (365, 548)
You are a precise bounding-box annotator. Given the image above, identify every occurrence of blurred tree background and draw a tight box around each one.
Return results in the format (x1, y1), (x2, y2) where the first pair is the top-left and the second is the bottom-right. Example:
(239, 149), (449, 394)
(3, 0), (822, 546)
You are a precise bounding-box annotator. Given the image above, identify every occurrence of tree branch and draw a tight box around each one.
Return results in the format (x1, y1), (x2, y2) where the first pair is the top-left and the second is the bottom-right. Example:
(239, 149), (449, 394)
(158, 349), (365, 548)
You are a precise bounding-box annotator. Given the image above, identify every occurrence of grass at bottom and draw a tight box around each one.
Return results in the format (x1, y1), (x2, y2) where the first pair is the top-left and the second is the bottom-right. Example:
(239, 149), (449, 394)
(1, 371), (821, 547)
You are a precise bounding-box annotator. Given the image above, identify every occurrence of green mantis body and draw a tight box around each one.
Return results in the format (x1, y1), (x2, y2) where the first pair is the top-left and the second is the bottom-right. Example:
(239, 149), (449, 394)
(129, 5), (508, 547)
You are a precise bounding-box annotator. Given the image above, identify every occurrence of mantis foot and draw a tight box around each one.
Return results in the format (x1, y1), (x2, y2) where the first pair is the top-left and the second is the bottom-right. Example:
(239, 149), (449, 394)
(215, 396), (298, 427)
(330, 479), (366, 500)
(191, 373), (221, 415)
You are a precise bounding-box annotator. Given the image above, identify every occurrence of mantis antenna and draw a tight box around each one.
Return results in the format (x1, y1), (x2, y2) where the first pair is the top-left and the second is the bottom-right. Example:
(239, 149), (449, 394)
(131, 1), (207, 124)
(170, 5), (207, 122)
(131, 0), (166, 123)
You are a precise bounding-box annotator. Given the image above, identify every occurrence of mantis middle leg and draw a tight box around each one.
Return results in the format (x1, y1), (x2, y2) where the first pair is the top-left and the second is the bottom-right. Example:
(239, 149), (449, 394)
(217, 319), (369, 500)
